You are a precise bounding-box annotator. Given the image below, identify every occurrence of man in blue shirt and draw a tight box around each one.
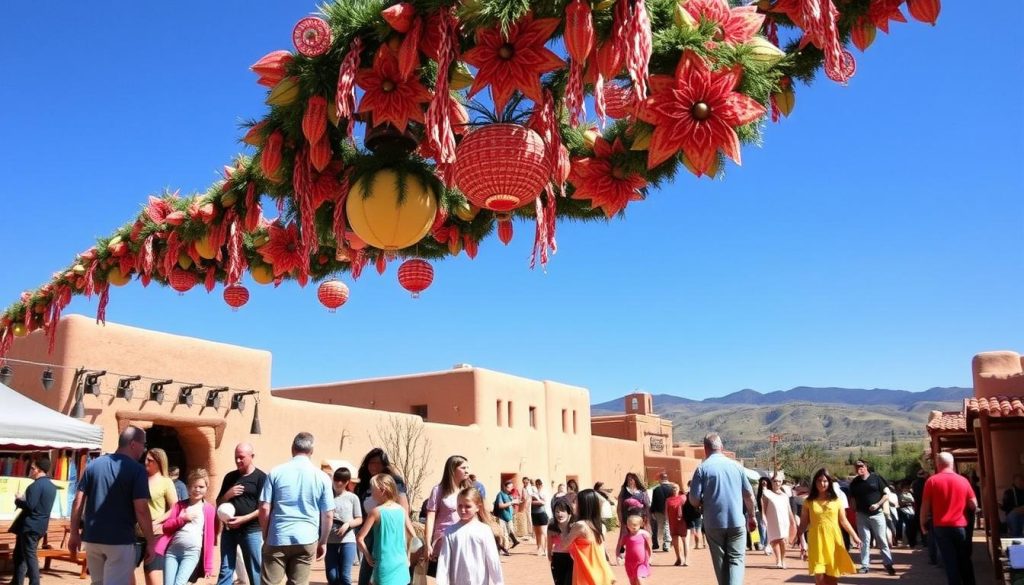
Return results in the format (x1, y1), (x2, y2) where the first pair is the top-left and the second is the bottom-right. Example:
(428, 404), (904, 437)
(259, 432), (334, 585)
(11, 456), (57, 585)
(689, 432), (755, 585)
(69, 425), (154, 585)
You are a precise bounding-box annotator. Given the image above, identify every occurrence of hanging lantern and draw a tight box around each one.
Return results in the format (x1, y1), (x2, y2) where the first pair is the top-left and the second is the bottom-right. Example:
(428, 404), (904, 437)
(223, 285), (250, 311)
(317, 279), (350, 312)
(452, 124), (549, 212)
(496, 213), (514, 245)
(345, 169), (438, 251)
(292, 17), (333, 57)
(168, 268), (197, 294)
(397, 259), (433, 298)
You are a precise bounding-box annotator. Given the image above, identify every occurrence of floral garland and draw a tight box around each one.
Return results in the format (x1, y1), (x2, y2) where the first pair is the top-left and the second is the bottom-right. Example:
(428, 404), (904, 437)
(0, 0), (940, 356)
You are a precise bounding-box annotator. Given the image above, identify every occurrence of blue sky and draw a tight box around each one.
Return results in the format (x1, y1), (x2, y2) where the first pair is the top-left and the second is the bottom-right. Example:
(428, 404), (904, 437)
(1, 2), (1020, 403)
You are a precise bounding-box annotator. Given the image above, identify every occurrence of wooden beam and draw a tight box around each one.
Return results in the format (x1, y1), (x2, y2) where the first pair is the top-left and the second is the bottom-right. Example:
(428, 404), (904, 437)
(979, 415), (1002, 581)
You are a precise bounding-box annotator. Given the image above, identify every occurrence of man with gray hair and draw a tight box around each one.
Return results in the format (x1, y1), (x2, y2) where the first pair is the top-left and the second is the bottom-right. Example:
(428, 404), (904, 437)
(920, 451), (977, 585)
(688, 432), (755, 585)
(68, 425), (154, 585)
(259, 432), (334, 585)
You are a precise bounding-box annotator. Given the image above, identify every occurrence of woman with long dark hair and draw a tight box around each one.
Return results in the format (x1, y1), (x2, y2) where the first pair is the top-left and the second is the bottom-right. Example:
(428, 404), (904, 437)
(795, 468), (861, 585)
(423, 455), (472, 576)
(566, 489), (615, 585)
(756, 477), (772, 556)
(615, 472), (650, 562)
(354, 448), (409, 585)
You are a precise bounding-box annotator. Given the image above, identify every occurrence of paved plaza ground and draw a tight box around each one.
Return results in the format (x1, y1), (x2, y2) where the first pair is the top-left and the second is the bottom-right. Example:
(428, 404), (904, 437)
(28, 530), (996, 584)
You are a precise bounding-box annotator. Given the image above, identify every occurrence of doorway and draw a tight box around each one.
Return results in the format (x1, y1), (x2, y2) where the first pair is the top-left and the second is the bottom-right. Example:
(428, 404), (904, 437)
(147, 425), (188, 477)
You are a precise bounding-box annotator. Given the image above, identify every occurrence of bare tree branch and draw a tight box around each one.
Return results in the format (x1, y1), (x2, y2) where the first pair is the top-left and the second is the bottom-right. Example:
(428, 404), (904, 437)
(371, 415), (432, 508)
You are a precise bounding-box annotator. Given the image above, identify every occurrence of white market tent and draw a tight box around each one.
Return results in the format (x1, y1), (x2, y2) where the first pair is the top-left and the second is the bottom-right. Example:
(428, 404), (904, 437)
(0, 382), (103, 450)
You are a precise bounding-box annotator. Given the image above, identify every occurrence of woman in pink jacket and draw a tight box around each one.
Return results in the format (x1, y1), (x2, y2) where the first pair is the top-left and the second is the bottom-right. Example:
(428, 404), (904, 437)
(155, 468), (216, 585)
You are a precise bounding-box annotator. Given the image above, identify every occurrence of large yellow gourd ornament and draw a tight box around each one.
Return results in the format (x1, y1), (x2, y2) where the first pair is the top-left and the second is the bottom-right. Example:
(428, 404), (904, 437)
(345, 169), (437, 251)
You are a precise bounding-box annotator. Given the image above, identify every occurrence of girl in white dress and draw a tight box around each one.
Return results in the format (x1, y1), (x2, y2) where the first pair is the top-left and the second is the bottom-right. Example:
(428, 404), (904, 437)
(762, 475), (798, 568)
(436, 487), (504, 585)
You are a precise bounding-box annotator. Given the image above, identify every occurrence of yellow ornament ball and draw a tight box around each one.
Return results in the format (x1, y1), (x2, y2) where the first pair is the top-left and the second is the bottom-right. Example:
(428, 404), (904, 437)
(12, 322), (27, 337)
(107, 266), (132, 287)
(454, 202), (480, 222)
(195, 235), (217, 260)
(346, 169), (438, 251)
(251, 264), (275, 285)
(178, 253), (194, 270)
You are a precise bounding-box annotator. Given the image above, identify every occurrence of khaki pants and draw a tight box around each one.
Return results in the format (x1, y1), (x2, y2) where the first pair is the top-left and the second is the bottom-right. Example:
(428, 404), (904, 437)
(84, 542), (136, 585)
(261, 542), (317, 585)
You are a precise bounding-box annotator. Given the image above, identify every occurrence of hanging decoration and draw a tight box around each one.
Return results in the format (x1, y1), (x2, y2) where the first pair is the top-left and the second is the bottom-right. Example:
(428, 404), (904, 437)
(397, 259), (434, 298)
(0, 0), (941, 356)
(223, 284), (250, 310)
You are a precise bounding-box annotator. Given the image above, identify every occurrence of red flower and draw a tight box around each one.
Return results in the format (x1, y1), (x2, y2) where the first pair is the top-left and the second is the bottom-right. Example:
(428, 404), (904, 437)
(257, 222), (307, 278)
(636, 52), (766, 173)
(868, 0), (907, 33)
(356, 47), (432, 132)
(569, 137), (647, 218)
(462, 12), (565, 112)
(684, 0), (764, 45)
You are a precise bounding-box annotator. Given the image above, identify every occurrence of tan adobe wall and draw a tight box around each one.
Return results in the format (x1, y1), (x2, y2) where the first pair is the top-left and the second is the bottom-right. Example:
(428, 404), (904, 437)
(590, 435), (645, 486)
(972, 351), (1024, 398)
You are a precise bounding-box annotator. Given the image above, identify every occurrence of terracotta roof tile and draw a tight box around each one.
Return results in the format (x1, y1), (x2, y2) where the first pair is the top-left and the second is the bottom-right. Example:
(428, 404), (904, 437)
(927, 411), (966, 432)
(964, 396), (1024, 418)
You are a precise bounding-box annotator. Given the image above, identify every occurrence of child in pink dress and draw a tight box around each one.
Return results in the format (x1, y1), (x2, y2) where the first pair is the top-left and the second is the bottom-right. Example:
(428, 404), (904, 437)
(623, 514), (652, 585)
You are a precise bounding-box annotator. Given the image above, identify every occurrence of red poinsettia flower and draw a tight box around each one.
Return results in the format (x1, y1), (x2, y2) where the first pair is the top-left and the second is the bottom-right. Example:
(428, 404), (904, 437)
(569, 137), (647, 217)
(636, 52), (766, 173)
(867, 0), (907, 33)
(684, 0), (764, 45)
(462, 12), (565, 112)
(356, 47), (432, 132)
(257, 222), (307, 278)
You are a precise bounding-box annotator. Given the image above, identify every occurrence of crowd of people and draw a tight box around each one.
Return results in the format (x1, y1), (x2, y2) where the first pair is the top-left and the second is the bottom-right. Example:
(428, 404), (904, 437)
(5, 426), (986, 585)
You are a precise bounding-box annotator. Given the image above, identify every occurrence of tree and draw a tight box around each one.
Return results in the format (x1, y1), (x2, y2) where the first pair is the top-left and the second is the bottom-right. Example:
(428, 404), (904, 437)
(890, 429), (897, 457)
(372, 415), (432, 509)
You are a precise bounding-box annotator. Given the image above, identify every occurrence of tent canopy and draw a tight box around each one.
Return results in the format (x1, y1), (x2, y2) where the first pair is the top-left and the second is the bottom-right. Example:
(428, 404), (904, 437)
(0, 381), (103, 450)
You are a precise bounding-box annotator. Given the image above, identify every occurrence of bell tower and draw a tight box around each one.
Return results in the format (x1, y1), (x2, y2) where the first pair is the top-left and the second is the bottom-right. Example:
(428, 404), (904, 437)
(624, 391), (653, 415)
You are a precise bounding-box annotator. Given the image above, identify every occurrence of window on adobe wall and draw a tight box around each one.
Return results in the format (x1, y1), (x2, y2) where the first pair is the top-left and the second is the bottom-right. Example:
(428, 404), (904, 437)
(496, 400), (504, 426)
(562, 409), (568, 433)
(573, 410), (578, 434)
(411, 404), (428, 420)
(507, 401), (514, 427)
(631, 397), (639, 411)
(529, 406), (537, 429)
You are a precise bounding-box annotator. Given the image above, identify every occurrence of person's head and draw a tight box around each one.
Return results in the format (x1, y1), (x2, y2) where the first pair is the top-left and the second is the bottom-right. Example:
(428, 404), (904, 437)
(854, 459), (870, 478)
(117, 425), (147, 459)
(626, 513), (644, 535)
(441, 455), (471, 496)
(358, 448), (396, 487)
(758, 477), (770, 492)
(935, 451), (955, 471)
(333, 467), (353, 495)
(593, 481), (604, 492)
(370, 473), (398, 505)
(144, 448), (169, 477)
(703, 432), (724, 454)
(1013, 474), (1024, 489)
(168, 465), (180, 480)
(522, 476), (531, 487)
(321, 463), (333, 476)
(291, 432), (314, 456)
(670, 482), (680, 496)
(551, 498), (573, 528)
(808, 468), (838, 502)
(456, 486), (489, 523)
(30, 456), (51, 478)
(574, 489), (604, 543)
(534, 478), (544, 489)
(567, 479), (579, 493)
(659, 471), (669, 482)
(234, 443), (255, 473)
(622, 472), (643, 491)
(186, 468), (209, 502)
(771, 474), (784, 492)
(469, 473), (477, 483)
(503, 479), (515, 493)
(557, 483), (566, 493)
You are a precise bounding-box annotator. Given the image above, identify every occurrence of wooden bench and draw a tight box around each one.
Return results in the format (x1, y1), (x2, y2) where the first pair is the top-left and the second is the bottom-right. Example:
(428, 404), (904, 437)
(0, 521), (88, 579)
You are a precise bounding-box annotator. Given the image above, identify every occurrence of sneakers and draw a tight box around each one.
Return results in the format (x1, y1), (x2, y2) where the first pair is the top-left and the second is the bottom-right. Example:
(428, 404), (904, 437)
(857, 567), (870, 574)
(662, 545), (670, 552)
(885, 565), (896, 576)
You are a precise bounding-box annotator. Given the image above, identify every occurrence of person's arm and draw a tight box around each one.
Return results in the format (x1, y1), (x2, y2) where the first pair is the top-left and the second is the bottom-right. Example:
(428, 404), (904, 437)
(356, 509), (379, 567)
(317, 508), (333, 561)
(425, 510), (437, 559)
(644, 530), (653, 560)
(793, 503), (810, 547)
(258, 501), (271, 540)
(224, 509), (259, 530)
(966, 493), (978, 512)
(546, 527), (556, 560)
(919, 490), (931, 535)
(346, 500), (364, 534)
(838, 504), (861, 545)
(68, 490), (86, 556)
(160, 502), (190, 534)
(742, 485), (757, 531)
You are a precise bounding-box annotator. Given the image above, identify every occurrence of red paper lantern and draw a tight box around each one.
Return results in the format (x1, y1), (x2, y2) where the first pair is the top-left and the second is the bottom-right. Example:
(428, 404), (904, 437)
(496, 213), (514, 245)
(906, 0), (940, 25)
(452, 124), (549, 212)
(317, 279), (350, 312)
(292, 17), (332, 57)
(168, 268), (197, 295)
(397, 259), (433, 298)
(223, 285), (250, 311)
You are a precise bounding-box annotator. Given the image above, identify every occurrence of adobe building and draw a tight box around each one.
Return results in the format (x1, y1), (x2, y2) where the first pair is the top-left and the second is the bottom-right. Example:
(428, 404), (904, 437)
(3, 315), (708, 504)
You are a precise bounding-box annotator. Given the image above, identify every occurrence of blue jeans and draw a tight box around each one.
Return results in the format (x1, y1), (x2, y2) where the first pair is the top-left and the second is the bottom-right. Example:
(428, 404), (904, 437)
(1007, 509), (1024, 537)
(216, 528), (262, 585)
(932, 526), (976, 585)
(164, 547), (201, 585)
(325, 542), (357, 585)
(704, 526), (746, 585)
(856, 511), (893, 569)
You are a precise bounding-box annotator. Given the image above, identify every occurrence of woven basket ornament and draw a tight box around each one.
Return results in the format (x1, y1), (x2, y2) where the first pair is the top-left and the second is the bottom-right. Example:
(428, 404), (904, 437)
(397, 259), (433, 298)
(223, 284), (250, 310)
(317, 279), (350, 311)
(452, 124), (549, 212)
(293, 17), (333, 57)
(168, 268), (197, 294)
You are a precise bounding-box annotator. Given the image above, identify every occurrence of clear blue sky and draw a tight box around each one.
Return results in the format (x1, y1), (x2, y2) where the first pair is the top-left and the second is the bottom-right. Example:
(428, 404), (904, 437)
(1, 2), (1020, 403)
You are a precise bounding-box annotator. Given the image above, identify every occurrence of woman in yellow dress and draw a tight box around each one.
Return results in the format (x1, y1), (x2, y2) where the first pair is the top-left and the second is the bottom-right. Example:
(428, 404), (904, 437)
(795, 468), (861, 585)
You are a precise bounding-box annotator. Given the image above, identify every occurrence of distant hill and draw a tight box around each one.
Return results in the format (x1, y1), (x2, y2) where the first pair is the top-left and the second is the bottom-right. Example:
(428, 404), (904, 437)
(591, 386), (972, 458)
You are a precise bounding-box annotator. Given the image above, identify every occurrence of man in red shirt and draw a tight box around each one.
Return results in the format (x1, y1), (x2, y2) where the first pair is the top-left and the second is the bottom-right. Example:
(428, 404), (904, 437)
(920, 452), (977, 585)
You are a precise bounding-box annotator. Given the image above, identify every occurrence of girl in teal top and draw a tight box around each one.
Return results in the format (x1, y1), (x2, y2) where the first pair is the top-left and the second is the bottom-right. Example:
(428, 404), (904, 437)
(357, 474), (415, 585)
